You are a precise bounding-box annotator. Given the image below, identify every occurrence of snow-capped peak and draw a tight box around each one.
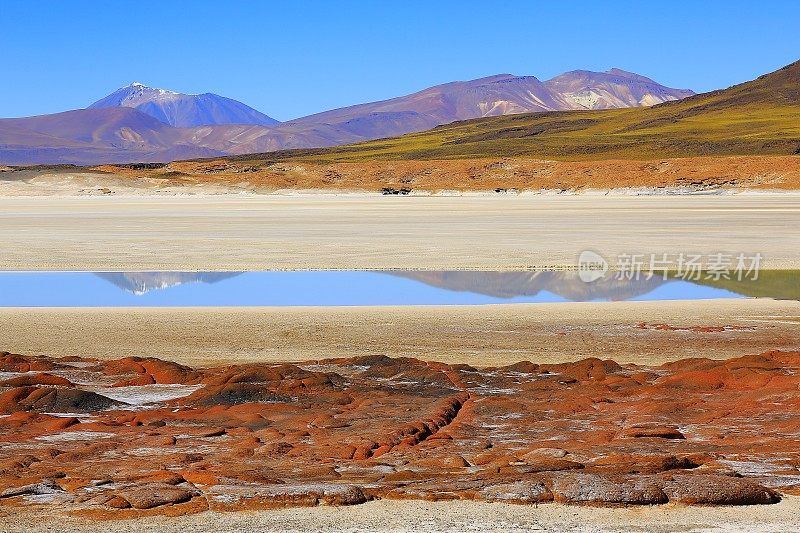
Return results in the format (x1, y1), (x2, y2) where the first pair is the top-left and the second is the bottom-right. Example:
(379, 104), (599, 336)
(88, 82), (279, 127)
(123, 82), (178, 97)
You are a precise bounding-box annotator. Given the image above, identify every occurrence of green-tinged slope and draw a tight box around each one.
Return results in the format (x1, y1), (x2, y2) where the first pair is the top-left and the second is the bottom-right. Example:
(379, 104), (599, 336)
(691, 270), (800, 301)
(229, 60), (800, 163)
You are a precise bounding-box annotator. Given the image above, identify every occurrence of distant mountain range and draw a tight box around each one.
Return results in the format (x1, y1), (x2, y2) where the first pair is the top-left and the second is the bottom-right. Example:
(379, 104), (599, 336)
(276, 59), (800, 162)
(0, 69), (693, 165)
(390, 271), (669, 301)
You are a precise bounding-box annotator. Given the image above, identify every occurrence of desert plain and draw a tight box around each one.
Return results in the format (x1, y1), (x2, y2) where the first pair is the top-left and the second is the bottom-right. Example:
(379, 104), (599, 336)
(1, 171), (800, 532)
(4, 14), (800, 531)
(1, 192), (799, 270)
(1, 299), (799, 367)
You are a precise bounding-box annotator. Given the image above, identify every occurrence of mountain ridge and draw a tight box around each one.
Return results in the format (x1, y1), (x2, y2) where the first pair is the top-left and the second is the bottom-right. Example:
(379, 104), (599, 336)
(2, 68), (694, 165)
(237, 59), (800, 163)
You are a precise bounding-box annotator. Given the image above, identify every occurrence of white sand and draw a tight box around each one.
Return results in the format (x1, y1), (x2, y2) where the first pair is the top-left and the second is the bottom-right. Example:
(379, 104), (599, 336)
(2, 299), (798, 368)
(1, 194), (798, 270)
(2, 497), (800, 532)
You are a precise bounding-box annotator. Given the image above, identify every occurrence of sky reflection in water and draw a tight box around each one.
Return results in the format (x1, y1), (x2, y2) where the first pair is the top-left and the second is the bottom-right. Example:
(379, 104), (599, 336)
(0, 271), (761, 307)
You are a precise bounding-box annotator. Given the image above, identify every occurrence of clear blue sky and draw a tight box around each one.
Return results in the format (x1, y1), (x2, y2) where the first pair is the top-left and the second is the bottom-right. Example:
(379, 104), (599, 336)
(1, 0), (799, 121)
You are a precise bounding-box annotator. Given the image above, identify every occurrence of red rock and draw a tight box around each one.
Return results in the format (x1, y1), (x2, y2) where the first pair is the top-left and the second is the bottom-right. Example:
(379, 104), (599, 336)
(0, 353), (55, 373)
(180, 470), (220, 487)
(0, 350), (797, 515)
(618, 425), (685, 439)
(0, 454), (40, 475)
(113, 374), (155, 387)
(180, 383), (283, 406)
(414, 455), (470, 469)
(116, 483), (195, 509)
(310, 415), (350, 429)
(102, 357), (200, 385)
(518, 458), (584, 473)
(106, 495), (131, 509)
(552, 473), (668, 505)
(1, 479), (63, 498)
(40, 416), (80, 431)
(324, 445), (356, 460)
(255, 442), (294, 457)
(133, 471), (185, 485)
(0, 386), (119, 414)
(521, 447), (569, 459)
(193, 427), (226, 438)
(0, 373), (73, 387)
(471, 451), (517, 466)
(480, 481), (553, 503)
(661, 474), (780, 505)
(588, 454), (700, 474)
(543, 357), (623, 381)
(352, 443), (378, 461)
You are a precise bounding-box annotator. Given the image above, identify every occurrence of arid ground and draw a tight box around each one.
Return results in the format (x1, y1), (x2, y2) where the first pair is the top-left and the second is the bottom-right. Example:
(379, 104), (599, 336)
(1, 299), (799, 368)
(5, 156), (800, 195)
(1, 194), (799, 270)
(4, 497), (800, 533)
(2, 297), (800, 530)
(2, 345), (800, 529)
(2, 167), (800, 530)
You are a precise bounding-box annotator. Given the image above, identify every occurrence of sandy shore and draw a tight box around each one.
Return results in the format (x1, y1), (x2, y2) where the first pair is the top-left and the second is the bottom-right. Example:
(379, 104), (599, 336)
(2, 497), (800, 532)
(1, 194), (799, 270)
(2, 299), (798, 368)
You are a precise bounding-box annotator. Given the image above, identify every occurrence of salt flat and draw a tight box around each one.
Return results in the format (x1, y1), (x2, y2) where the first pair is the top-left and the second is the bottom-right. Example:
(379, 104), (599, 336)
(2, 299), (798, 368)
(0, 194), (798, 270)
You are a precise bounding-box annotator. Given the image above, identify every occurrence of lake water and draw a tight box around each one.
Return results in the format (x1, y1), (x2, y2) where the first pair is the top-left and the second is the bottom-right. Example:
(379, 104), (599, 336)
(0, 270), (793, 307)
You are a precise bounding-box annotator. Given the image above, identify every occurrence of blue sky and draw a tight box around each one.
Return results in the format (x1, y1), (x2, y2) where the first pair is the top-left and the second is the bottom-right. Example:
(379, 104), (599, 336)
(1, 1), (799, 121)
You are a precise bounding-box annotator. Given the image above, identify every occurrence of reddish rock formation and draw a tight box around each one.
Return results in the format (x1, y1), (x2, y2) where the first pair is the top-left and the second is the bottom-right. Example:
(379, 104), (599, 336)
(116, 483), (197, 509)
(1, 350), (799, 517)
(0, 386), (119, 414)
(0, 373), (74, 388)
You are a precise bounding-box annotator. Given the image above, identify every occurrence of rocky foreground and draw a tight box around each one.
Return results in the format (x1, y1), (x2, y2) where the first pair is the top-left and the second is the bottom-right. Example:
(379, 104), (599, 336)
(1, 349), (800, 519)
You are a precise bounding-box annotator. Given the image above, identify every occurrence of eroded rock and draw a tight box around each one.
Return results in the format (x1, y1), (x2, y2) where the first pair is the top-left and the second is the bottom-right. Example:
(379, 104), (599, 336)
(0, 350), (797, 516)
(552, 473), (668, 505)
(116, 483), (196, 509)
(662, 474), (780, 505)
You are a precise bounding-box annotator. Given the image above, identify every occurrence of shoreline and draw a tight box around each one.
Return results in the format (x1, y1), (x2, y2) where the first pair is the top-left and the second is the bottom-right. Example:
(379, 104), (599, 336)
(4, 154), (800, 197)
(6, 184), (800, 198)
(2, 299), (798, 368)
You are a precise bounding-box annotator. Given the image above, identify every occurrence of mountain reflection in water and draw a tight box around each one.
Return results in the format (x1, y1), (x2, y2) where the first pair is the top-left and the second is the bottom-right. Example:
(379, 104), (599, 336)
(95, 272), (240, 296)
(89, 270), (799, 303)
(1, 271), (795, 307)
(388, 271), (668, 301)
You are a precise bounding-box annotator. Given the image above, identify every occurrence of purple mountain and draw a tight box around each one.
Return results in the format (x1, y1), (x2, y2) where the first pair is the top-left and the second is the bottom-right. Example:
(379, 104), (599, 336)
(1, 70), (694, 165)
(88, 83), (279, 128)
